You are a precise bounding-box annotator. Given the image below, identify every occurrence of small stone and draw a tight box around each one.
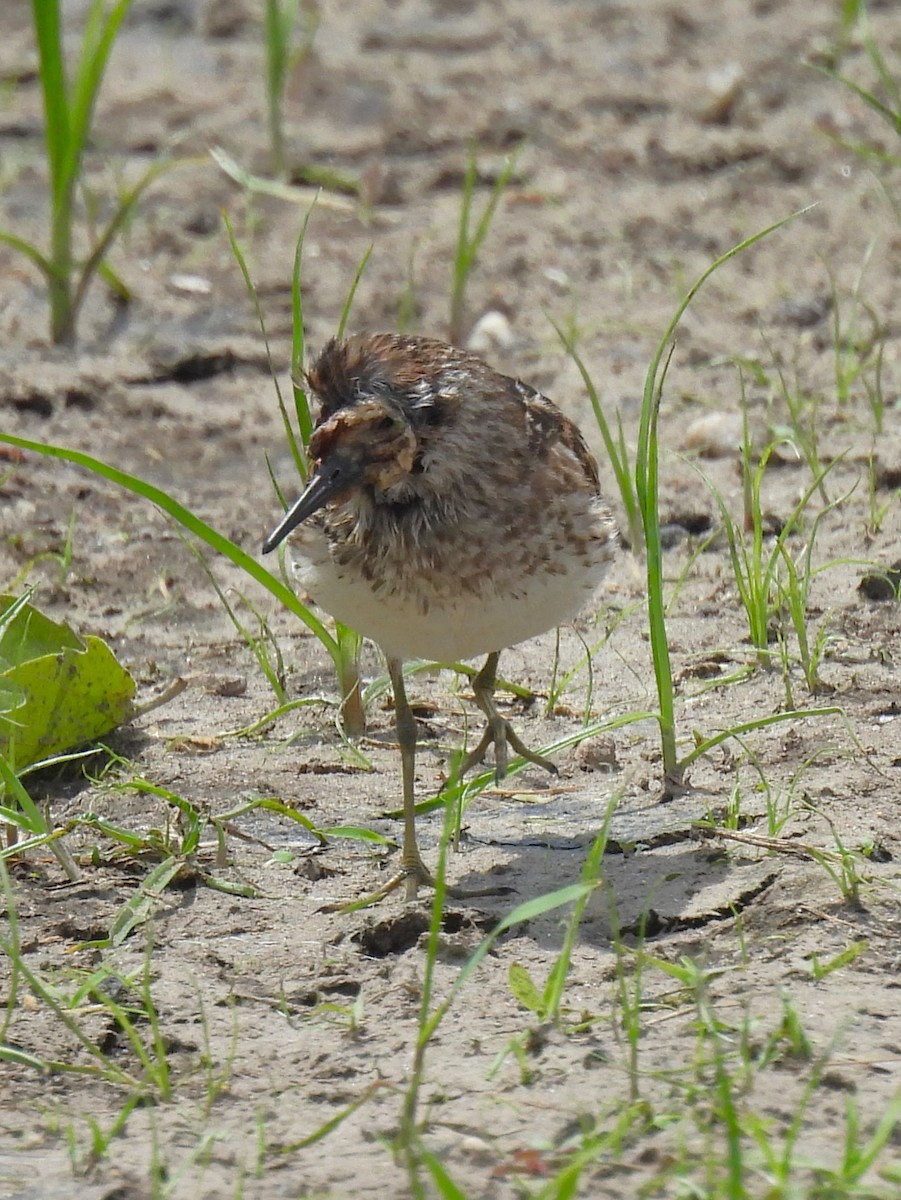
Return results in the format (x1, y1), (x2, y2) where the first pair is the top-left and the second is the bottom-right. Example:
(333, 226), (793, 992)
(168, 273), (213, 296)
(543, 266), (571, 290)
(466, 310), (515, 354)
(196, 673), (247, 697)
(773, 293), (832, 328)
(700, 62), (745, 124)
(682, 411), (743, 457)
(577, 736), (618, 772)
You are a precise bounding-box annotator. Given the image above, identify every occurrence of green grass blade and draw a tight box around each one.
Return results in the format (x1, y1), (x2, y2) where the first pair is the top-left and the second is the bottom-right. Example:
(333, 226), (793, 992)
(0, 935), (143, 1088)
(542, 805), (615, 1021)
(0, 851), (21, 1041)
(108, 856), (182, 946)
(210, 146), (355, 211)
(420, 883), (595, 1045)
(290, 204), (315, 456)
(0, 433), (339, 660)
(336, 244), (373, 339)
(67, 0), (134, 188)
(278, 1081), (389, 1152)
(825, 70), (901, 137)
(225, 210), (310, 493)
(29, 0), (138, 341)
(450, 147), (477, 342)
(71, 156), (175, 323)
(417, 1147), (468, 1199)
(468, 147), (519, 260)
(0, 231), (53, 280)
(30, 0), (70, 202)
(681, 706), (844, 769)
(264, 0), (290, 176)
(636, 207), (815, 780)
(636, 340), (678, 779)
(0, 750), (49, 836)
(550, 316), (642, 550)
(449, 144), (519, 343)
(216, 795), (328, 844)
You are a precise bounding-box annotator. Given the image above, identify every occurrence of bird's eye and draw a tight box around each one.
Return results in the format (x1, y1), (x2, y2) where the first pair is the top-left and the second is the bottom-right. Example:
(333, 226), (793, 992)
(375, 415), (394, 432)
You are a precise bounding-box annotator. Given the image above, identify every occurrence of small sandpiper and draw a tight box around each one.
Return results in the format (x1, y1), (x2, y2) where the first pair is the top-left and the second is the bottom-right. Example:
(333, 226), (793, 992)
(264, 333), (617, 900)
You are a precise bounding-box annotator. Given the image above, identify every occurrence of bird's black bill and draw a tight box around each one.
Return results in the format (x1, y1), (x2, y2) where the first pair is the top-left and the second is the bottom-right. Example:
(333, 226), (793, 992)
(262, 456), (360, 554)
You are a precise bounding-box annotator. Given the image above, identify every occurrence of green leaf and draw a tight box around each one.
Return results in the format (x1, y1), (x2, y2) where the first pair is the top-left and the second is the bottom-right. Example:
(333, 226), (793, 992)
(323, 825), (392, 844)
(507, 961), (546, 1016)
(0, 591), (81, 665)
(108, 856), (183, 947)
(0, 595), (135, 771)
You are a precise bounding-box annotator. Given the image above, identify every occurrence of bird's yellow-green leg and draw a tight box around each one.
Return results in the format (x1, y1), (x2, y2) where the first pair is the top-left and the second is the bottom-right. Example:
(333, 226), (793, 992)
(459, 651), (559, 782)
(387, 656), (436, 900)
(350, 657), (511, 907)
(332, 657), (434, 910)
(338, 656), (534, 910)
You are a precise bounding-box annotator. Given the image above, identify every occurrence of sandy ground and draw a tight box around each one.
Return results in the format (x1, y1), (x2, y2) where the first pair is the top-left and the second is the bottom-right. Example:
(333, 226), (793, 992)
(1, 0), (901, 1196)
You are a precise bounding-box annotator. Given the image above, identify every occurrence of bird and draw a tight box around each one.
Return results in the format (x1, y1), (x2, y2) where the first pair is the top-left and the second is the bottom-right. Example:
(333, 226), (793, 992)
(263, 333), (617, 902)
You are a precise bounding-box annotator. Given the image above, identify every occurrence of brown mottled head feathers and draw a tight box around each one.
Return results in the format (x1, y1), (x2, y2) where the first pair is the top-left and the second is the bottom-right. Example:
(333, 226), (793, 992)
(307, 334), (454, 424)
(305, 333), (601, 497)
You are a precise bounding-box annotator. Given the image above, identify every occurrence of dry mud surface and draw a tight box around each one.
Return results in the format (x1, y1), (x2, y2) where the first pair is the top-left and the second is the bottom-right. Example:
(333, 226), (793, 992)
(1, 1), (901, 1197)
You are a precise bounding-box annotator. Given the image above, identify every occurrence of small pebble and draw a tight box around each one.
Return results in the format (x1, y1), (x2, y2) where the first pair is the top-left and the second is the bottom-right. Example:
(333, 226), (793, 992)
(577, 735), (618, 772)
(543, 266), (571, 290)
(773, 293), (832, 328)
(701, 62), (744, 124)
(682, 411), (743, 457)
(466, 310), (516, 354)
(196, 673), (248, 697)
(168, 273), (213, 296)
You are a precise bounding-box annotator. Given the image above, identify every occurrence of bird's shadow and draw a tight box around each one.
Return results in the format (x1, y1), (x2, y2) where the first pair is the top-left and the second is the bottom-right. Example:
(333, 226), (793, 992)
(415, 783), (779, 953)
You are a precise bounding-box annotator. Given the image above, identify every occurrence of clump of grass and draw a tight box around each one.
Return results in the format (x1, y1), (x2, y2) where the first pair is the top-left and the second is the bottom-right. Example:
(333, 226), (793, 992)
(817, 0), (901, 173)
(551, 268), (839, 801)
(701, 427), (840, 675)
(0, 902), (173, 1099)
(0, 749), (81, 880)
(827, 243), (886, 416)
(394, 788), (606, 1194)
(448, 144), (520, 344)
(263, 0), (319, 179)
(506, 796), (616, 1029)
(633, 208), (829, 784)
(64, 1093), (142, 1177)
(0, 0), (171, 344)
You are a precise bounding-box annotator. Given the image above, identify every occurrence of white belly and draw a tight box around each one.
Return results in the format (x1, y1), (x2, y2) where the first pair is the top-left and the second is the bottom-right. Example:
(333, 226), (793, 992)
(292, 545), (605, 662)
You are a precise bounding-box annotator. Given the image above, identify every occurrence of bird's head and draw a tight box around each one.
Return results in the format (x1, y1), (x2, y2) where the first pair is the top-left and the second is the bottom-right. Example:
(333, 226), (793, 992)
(262, 334), (461, 554)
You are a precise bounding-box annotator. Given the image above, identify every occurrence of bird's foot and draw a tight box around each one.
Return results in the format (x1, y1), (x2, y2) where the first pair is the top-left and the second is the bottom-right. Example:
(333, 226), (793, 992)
(396, 850), (511, 904)
(331, 850), (511, 912)
(400, 849), (439, 902)
(459, 713), (559, 783)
